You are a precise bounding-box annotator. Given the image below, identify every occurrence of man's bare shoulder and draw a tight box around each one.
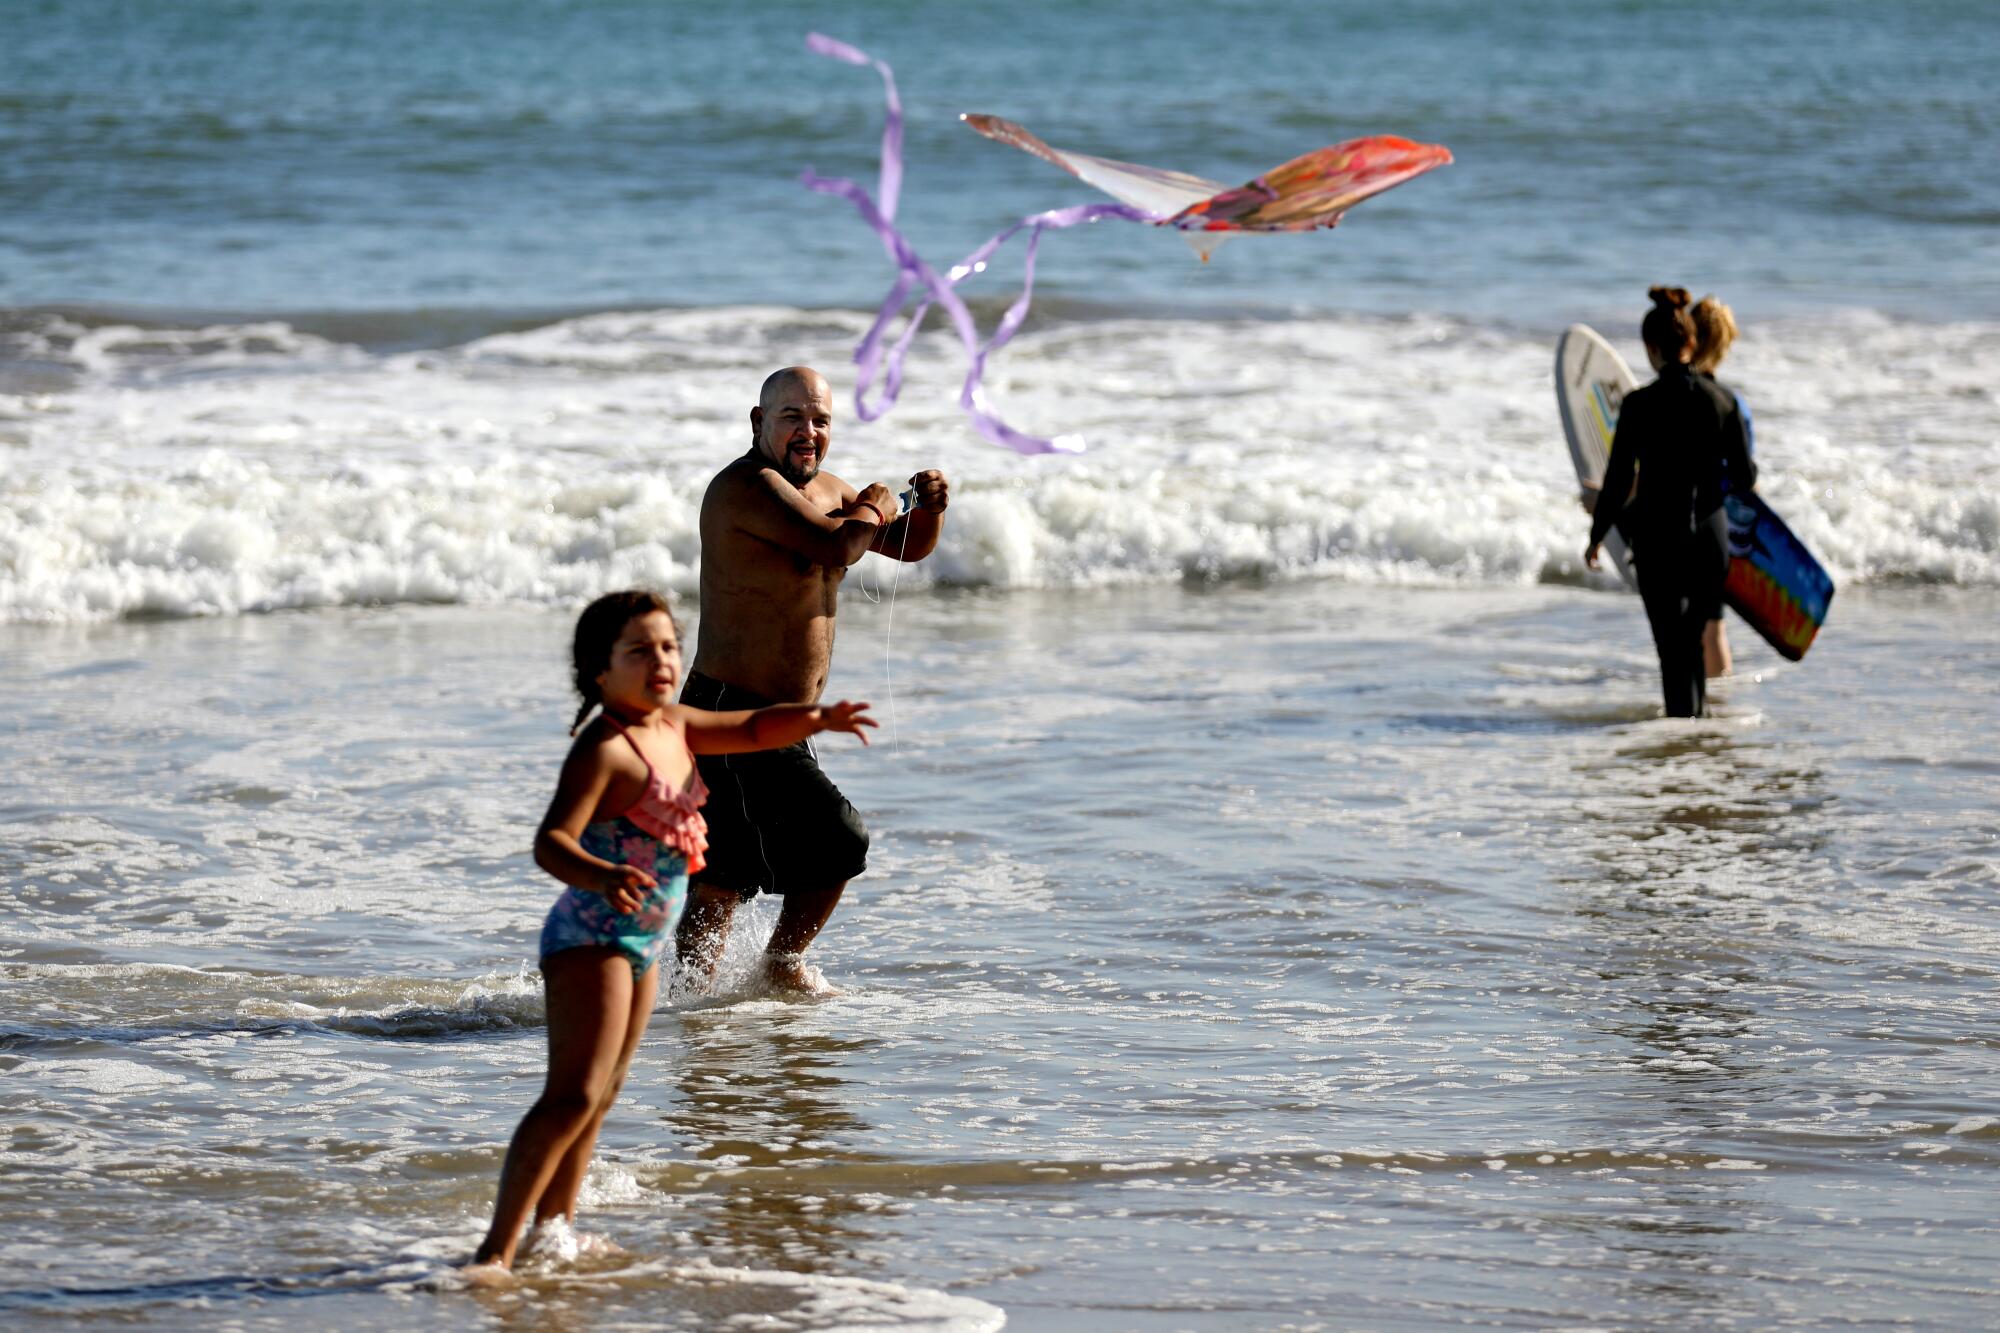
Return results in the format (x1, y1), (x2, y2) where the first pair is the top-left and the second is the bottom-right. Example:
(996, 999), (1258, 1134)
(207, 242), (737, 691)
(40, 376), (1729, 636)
(805, 469), (854, 507)
(707, 459), (852, 514)
(702, 455), (775, 528)
(704, 453), (767, 500)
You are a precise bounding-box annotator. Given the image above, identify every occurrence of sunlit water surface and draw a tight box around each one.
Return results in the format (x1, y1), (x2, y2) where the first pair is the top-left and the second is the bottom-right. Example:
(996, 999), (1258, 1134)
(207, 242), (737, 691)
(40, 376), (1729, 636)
(2, 583), (1995, 1329)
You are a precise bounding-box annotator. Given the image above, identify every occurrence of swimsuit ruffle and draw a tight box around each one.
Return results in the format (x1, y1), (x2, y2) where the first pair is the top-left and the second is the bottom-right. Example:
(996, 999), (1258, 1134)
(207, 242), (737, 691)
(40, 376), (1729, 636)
(620, 794), (708, 878)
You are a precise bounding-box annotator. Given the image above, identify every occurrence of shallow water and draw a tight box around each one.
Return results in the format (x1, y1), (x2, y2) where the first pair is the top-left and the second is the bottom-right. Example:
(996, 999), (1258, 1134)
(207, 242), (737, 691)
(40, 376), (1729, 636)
(5, 2), (1999, 1324)
(3, 583), (1995, 1328)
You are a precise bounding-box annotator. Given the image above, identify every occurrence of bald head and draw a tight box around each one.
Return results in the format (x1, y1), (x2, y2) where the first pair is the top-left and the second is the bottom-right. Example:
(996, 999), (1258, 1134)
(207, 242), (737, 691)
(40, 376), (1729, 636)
(759, 366), (830, 412)
(751, 366), (835, 486)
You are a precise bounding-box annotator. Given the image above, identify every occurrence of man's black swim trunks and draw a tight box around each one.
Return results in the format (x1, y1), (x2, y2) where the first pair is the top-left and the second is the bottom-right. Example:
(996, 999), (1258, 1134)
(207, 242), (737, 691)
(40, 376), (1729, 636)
(678, 671), (870, 900)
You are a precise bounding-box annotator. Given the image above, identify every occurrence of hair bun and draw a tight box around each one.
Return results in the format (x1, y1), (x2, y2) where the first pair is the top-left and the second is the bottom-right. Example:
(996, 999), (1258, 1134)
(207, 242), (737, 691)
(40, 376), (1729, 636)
(1647, 285), (1691, 311)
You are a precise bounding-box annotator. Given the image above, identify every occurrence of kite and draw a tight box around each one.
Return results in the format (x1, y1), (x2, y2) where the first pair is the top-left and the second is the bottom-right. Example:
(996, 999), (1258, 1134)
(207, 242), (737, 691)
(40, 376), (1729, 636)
(801, 34), (1452, 454)
(959, 115), (1452, 262)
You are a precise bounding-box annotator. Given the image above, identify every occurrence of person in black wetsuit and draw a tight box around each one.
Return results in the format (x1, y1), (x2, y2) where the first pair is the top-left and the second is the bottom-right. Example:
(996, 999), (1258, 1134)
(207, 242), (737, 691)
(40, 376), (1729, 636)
(1585, 286), (1756, 718)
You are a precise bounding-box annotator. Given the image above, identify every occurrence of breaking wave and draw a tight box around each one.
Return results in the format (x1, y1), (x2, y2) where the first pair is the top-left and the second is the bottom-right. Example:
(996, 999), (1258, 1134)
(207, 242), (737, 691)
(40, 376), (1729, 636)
(3, 303), (1995, 623)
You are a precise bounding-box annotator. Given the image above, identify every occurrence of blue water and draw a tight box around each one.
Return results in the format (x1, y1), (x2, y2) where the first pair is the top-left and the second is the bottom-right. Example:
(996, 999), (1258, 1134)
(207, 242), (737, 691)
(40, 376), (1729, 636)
(5, 0), (1997, 323)
(5, 7), (2000, 1328)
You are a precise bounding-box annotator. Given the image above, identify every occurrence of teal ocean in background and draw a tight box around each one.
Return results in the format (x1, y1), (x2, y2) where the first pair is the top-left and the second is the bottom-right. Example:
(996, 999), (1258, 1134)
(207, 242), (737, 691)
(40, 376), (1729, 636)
(5, 0), (1998, 321)
(3, 5), (1999, 1329)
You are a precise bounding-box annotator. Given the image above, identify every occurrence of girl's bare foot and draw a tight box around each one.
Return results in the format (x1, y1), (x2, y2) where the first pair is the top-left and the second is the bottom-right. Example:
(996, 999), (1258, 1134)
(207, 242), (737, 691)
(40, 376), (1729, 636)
(574, 1231), (627, 1258)
(522, 1215), (580, 1263)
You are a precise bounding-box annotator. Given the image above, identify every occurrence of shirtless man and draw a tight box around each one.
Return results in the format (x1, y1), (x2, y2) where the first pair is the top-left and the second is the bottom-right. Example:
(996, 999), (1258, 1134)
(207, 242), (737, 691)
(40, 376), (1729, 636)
(675, 366), (949, 992)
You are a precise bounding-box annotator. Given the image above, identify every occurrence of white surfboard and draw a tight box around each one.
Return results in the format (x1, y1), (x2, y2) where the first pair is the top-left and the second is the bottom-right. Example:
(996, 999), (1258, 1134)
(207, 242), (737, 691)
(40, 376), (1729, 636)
(1555, 324), (1639, 589)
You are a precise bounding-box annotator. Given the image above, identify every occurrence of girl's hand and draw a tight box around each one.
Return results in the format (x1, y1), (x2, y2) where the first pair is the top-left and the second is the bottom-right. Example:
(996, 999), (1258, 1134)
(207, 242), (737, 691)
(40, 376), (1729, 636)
(1584, 542), (1602, 570)
(599, 864), (657, 913)
(816, 700), (878, 745)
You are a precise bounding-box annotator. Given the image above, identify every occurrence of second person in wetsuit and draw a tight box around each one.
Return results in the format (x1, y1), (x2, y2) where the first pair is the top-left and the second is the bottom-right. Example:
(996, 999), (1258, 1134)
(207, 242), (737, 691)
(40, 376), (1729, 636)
(1690, 295), (1757, 679)
(1585, 286), (1755, 718)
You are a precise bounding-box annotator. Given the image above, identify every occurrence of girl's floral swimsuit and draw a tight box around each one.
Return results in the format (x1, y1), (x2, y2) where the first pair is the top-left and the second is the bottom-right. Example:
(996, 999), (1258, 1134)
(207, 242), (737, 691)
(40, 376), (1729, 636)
(539, 717), (709, 979)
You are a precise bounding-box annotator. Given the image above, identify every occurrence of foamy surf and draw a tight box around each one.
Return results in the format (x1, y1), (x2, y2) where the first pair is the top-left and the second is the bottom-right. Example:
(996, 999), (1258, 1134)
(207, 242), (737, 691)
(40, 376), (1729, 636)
(0, 1239), (1004, 1333)
(0, 961), (549, 1038)
(607, 1261), (1006, 1332)
(3, 305), (1994, 623)
(411, 1255), (1005, 1331)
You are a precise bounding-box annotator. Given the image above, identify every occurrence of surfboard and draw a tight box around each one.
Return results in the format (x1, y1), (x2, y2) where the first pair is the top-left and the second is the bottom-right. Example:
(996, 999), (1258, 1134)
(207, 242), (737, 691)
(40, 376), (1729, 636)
(1722, 490), (1835, 661)
(1555, 324), (1639, 589)
(1554, 323), (1836, 661)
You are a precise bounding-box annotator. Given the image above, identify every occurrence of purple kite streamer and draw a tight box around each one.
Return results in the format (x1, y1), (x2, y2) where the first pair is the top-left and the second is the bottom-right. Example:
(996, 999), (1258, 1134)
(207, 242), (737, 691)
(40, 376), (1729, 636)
(802, 32), (1155, 455)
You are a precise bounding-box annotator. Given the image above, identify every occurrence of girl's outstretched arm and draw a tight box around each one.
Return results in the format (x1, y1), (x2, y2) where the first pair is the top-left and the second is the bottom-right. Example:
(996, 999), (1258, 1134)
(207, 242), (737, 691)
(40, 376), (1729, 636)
(534, 733), (657, 912)
(678, 700), (877, 755)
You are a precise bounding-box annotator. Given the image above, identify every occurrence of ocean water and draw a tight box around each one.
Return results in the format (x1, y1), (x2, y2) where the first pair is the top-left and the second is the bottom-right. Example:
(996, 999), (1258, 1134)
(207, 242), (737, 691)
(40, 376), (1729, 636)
(3, 587), (1997, 1328)
(3, 0), (1999, 1328)
(5, 0), (1998, 320)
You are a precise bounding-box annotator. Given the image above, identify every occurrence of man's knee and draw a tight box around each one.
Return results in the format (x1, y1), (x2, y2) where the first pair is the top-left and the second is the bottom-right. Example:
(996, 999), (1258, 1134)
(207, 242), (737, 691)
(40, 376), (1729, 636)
(777, 878), (849, 915)
(676, 881), (740, 941)
(683, 880), (739, 916)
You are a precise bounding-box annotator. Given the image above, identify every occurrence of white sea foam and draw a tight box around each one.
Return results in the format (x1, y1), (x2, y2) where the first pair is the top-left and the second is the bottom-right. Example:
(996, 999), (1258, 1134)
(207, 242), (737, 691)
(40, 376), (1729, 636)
(615, 1260), (1007, 1332)
(0, 960), (548, 1036)
(29, 1058), (191, 1097)
(3, 305), (1994, 622)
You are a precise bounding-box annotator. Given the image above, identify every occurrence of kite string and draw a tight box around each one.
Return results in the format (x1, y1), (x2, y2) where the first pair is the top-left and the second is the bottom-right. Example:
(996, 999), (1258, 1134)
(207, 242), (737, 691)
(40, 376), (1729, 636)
(802, 31), (1158, 456)
(883, 499), (912, 752)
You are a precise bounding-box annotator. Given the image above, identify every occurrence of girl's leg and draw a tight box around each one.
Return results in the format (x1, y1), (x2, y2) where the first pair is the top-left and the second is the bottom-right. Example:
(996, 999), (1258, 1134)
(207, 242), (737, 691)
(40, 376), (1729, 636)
(1687, 513), (1732, 712)
(1703, 618), (1733, 678)
(470, 948), (633, 1269)
(533, 960), (660, 1227)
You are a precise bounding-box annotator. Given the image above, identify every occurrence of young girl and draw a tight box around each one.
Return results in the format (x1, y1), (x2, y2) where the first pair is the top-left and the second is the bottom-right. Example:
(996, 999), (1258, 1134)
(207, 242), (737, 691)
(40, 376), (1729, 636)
(1584, 287), (1756, 718)
(1690, 294), (1756, 679)
(469, 589), (874, 1271)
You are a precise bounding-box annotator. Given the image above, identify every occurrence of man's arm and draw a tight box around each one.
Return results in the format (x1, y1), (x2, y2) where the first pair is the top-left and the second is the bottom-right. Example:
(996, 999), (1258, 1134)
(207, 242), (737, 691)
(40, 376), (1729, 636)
(727, 466), (900, 568)
(870, 469), (951, 562)
(871, 509), (942, 561)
